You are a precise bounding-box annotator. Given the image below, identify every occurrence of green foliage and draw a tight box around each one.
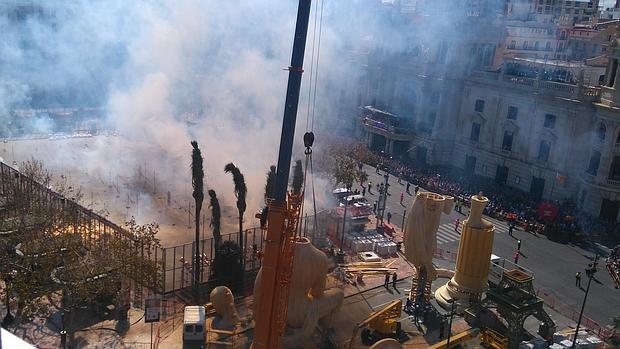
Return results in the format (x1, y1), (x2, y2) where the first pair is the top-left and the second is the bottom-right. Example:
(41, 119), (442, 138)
(291, 160), (304, 195)
(332, 154), (357, 189)
(212, 241), (243, 286)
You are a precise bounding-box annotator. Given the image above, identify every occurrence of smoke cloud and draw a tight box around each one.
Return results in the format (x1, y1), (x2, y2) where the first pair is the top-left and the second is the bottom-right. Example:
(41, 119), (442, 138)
(0, 0), (392, 242)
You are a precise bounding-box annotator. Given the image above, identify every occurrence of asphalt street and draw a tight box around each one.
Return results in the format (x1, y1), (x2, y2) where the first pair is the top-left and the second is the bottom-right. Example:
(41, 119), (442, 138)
(354, 165), (620, 327)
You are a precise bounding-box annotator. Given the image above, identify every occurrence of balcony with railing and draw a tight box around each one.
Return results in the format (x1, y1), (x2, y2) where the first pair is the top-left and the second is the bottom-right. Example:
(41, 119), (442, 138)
(361, 117), (416, 141)
(607, 178), (620, 187)
(469, 59), (601, 102)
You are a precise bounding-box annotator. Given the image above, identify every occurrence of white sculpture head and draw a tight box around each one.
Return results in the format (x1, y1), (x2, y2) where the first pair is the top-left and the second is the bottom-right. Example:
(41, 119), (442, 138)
(210, 285), (239, 329)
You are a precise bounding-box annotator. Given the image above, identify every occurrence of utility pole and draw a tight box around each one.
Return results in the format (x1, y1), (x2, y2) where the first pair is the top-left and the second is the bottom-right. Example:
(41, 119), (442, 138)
(571, 254), (599, 349)
(338, 189), (350, 263)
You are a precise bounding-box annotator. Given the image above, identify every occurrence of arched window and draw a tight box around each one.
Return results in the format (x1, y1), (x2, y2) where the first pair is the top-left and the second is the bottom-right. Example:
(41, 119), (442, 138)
(597, 123), (606, 142)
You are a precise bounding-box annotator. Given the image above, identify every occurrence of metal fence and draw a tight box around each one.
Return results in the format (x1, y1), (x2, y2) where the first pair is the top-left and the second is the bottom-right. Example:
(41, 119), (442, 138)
(0, 160), (160, 309)
(159, 209), (331, 295)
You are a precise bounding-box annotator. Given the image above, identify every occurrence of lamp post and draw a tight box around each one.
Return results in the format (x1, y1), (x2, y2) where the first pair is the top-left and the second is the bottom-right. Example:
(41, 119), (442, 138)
(376, 172), (390, 232)
(571, 254), (598, 349)
(340, 193), (349, 252)
(337, 184), (351, 263)
(446, 299), (456, 349)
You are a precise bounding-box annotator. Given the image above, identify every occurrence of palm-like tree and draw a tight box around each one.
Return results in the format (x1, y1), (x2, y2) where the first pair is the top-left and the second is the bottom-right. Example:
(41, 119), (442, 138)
(264, 165), (276, 203)
(291, 160), (303, 195)
(191, 141), (204, 288)
(208, 190), (221, 250)
(224, 163), (247, 264)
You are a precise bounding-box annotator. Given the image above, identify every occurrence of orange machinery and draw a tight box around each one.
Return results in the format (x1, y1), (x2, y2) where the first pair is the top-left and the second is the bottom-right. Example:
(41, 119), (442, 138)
(251, 0), (313, 348)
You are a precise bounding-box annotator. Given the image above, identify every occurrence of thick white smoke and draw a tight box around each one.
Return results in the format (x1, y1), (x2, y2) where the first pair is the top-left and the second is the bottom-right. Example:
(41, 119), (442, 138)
(0, 0), (386, 243)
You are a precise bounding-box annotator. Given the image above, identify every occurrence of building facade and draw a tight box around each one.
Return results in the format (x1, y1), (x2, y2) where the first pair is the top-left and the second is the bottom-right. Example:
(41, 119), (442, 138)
(358, 23), (620, 221)
(533, 0), (599, 23)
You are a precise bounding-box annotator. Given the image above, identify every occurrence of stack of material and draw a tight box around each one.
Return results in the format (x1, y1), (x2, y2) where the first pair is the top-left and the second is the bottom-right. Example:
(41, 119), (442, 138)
(343, 230), (398, 255)
(375, 241), (398, 256)
(336, 260), (397, 280)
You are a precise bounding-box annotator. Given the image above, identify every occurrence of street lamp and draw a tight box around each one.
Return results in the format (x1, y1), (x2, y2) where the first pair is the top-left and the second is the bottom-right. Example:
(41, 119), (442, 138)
(376, 172), (390, 232)
(337, 184), (352, 263)
(571, 254), (599, 349)
(446, 299), (456, 349)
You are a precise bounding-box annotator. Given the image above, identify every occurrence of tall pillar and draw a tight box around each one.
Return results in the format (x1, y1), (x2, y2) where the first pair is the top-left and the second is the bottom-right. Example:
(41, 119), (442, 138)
(388, 139), (394, 154)
(435, 195), (495, 310)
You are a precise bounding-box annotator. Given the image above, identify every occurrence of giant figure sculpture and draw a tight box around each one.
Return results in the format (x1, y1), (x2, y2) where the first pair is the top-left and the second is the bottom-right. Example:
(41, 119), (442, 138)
(253, 237), (344, 346)
(403, 192), (454, 281)
(435, 195), (495, 309)
(210, 286), (240, 330)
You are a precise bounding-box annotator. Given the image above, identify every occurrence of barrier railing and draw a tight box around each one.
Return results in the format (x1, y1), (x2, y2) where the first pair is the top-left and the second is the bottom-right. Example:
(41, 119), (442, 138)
(536, 287), (618, 340)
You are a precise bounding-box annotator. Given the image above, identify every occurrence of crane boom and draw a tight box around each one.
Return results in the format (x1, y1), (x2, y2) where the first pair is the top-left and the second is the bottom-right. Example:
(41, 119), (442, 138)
(252, 1), (312, 348)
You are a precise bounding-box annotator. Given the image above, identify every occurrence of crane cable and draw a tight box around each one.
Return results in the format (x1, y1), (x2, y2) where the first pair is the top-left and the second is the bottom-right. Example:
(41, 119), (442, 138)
(297, 0), (324, 238)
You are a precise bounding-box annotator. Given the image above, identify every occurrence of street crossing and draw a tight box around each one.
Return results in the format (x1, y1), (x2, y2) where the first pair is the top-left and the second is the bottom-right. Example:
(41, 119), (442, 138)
(435, 217), (512, 245)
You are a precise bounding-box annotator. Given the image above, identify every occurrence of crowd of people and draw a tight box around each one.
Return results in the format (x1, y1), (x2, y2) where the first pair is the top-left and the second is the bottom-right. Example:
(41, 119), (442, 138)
(607, 245), (620, 289)
(354, 149), (620, 241)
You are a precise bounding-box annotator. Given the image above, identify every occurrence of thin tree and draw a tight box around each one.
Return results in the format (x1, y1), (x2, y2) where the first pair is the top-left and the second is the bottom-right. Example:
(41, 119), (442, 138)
(190, 141), (204, 288)
(208, 190), (221, 250)
(224, 163), (247, 264)
(264, 165), (276, 203)
(291, 159), (304, 195)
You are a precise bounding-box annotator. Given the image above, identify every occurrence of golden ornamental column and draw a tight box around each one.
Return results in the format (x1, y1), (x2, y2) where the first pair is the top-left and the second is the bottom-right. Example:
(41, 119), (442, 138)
(435, 195), (495, 310)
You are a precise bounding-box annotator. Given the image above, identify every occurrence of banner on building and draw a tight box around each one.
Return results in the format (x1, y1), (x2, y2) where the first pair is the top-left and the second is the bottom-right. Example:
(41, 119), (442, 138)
(537, 202), (558, 221)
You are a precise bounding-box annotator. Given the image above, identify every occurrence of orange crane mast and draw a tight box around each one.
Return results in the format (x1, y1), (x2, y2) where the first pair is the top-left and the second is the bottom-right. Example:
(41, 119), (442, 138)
(251, 1), (313, 348)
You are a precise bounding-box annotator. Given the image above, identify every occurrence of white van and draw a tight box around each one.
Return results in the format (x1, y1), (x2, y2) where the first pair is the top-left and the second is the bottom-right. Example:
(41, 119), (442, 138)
(183, 306), (206, 342)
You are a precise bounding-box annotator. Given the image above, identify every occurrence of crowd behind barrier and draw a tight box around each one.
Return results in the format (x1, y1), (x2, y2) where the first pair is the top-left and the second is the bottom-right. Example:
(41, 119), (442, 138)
(356, 150), (619, 242)
(607, 245), (620, 289)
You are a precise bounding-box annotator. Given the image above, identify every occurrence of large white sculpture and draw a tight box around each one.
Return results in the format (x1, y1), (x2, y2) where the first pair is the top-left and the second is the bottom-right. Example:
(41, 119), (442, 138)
(210, 286), (239, 330)
(403, 192), (454, 281)
(253, 237), (344, 345)
(435, 195), (495, 309)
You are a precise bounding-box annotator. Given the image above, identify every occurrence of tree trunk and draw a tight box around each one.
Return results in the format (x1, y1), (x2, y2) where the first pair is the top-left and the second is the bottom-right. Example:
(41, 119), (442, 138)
(194, 204), (201, 289)
(238, 214), (244, 266)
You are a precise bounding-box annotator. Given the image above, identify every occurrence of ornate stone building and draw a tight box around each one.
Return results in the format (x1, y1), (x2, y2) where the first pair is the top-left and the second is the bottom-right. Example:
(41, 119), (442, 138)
(356, 8), (620, 221)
